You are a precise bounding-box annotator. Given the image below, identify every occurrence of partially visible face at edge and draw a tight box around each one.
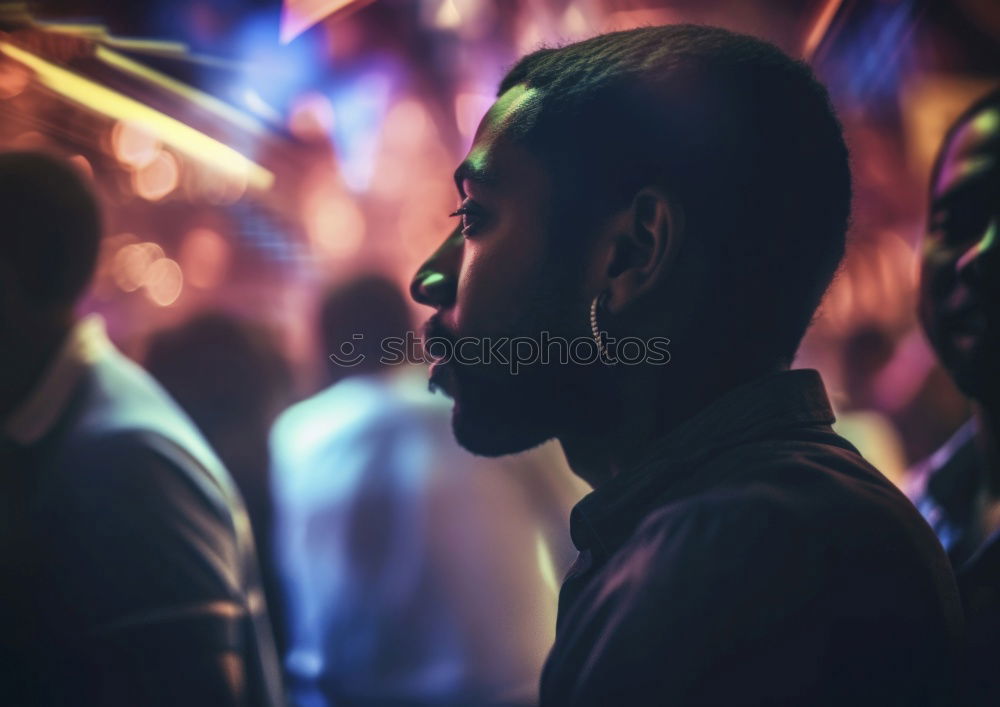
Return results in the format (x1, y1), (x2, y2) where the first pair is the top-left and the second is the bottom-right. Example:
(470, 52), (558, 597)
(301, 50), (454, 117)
(919, 102), (1000, 406)
(410, 84), (595, 456)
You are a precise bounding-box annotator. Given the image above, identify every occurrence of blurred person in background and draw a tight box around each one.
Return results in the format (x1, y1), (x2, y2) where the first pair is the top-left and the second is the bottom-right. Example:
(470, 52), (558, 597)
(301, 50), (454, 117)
(145, 312), (295, 656)
(270, 274), (583, 707)
(0, 151), (284, 706)
(909, 86), (1000, 706)
(411, 25), (963, 706)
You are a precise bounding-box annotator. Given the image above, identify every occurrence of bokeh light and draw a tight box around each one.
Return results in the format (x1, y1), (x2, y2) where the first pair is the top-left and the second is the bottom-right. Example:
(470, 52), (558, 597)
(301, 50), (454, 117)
(306, 192), (366, 259)
(434, 0), (462, 30)
(144, 257), (184, 306)
(68, 154), (94, 180)
(289, 92), (336, 141)
(111, 120), (161, 169)
(112, 241), (165, 292)
(0, 59), (30, 99)
(205, 171), (248, 205)
(180, 227), (231, 289)
(132, 149), (180, 201)
(383, 98), (430, 149)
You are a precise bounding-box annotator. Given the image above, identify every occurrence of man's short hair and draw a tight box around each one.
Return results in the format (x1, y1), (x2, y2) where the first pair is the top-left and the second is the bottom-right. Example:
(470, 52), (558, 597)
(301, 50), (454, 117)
(499, 25), (851, 364)
(0, 151), (102, 307)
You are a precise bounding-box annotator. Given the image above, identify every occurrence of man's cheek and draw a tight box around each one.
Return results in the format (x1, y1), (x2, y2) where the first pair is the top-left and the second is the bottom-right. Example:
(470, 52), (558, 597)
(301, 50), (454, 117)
(459, 272), (527, 335)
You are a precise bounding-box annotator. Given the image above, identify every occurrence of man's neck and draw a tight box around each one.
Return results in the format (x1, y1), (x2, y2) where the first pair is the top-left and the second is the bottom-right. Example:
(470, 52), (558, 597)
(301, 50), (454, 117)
(560, 360), (786, 489)
(0, 316), (74, 422)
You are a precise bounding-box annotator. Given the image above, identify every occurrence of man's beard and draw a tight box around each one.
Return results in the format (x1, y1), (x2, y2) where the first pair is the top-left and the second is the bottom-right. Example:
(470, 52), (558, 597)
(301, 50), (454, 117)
(446, 360), (564, 457)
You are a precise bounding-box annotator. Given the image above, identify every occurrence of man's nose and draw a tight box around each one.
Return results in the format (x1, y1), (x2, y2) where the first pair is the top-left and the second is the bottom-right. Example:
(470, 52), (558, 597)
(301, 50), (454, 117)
(410, 226), (463, 308)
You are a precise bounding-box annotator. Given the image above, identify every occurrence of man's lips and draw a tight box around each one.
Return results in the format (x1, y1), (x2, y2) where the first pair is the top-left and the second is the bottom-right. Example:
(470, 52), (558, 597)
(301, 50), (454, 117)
(423, 315), (458, 396)
(422, 315), (453, 345)
(422, 316), (457, 363)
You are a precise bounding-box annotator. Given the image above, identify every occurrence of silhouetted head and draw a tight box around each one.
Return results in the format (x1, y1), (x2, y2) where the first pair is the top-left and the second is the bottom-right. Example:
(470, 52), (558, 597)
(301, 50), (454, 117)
(410, 25), (851, 459)
(919, 87), (1000, 408)
(320, 274), (412, 384)
(0, 150), (101, 331)
(0, 151), (101, 412)
(145, 312), (292, 439)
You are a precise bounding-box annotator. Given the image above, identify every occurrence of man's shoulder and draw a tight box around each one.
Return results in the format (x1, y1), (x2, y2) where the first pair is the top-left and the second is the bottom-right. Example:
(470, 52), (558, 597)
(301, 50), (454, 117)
(631, 483), (826, 579)
(712, 426), (888, 490)
(630, 435), (955, 594)
(36, 350), (245, 562)
(573, 456), (962, 660)
(544, 424), (964, 705)
(50, 348), (237, 506)
(701, 427), (924, 530)
(56, 428), (232, 515)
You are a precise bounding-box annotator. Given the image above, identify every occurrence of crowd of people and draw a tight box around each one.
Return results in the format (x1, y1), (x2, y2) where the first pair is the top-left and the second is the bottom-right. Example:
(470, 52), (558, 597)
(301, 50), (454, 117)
(1, 21), (998, 707)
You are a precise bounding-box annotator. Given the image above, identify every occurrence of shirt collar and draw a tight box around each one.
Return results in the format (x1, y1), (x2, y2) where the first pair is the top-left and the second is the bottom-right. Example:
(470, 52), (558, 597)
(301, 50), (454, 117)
(906, 418), (978, 506)
(2, 314), (111, 445)
(569, 369), (836, 558)
(909, 419), (981, 562)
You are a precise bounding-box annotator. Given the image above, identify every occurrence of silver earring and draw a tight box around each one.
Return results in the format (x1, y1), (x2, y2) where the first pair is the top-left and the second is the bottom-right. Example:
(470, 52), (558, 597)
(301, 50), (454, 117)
(590, 292), (609, 360)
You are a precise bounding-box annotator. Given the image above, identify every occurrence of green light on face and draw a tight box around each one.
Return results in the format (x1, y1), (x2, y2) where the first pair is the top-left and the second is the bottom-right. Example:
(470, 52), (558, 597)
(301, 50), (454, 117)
(957, 219), (997, 272)
(979, 219), (997, 254)
(972, 108), (1000, 139)
(466, 144), (489, 175)
(421, 272), (446, 288)
(937, 108), (999, 196)
(474, 83), (540, 145)
(960, 155), (995, 181)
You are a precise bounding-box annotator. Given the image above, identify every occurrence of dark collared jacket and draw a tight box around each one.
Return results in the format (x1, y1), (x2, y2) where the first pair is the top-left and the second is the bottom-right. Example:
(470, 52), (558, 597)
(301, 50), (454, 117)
(541, 370), (963, 706)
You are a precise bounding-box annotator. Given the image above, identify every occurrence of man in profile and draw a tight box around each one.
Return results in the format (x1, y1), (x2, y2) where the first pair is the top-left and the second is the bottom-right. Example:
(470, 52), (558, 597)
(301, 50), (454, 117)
(909, 86), (1000, 706)
(411, 25), (963, 705)
(0, 151), (284, 706)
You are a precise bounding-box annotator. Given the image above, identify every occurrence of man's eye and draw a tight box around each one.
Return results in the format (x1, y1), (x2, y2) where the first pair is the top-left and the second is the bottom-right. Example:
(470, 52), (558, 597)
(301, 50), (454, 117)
(449, 199), (485, 237)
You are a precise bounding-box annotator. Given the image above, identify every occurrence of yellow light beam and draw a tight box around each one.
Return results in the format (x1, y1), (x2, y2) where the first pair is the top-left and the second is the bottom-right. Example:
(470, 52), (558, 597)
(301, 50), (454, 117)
(31, 22), (111, 39)
(100, 37), (189, 55)
(0, 41), (274, 191)
(27, 19), (238, 68)
(100, 40), (246, 72)
(94, 46), (267, 136)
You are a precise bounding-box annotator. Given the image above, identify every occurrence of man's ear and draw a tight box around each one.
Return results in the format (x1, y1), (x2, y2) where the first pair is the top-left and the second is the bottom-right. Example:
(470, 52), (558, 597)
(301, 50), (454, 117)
(602, 186), (684, 315)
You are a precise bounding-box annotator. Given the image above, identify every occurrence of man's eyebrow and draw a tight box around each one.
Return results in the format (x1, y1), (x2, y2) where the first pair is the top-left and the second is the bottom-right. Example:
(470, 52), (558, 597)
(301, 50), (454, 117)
(453, 160), (498, 195)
